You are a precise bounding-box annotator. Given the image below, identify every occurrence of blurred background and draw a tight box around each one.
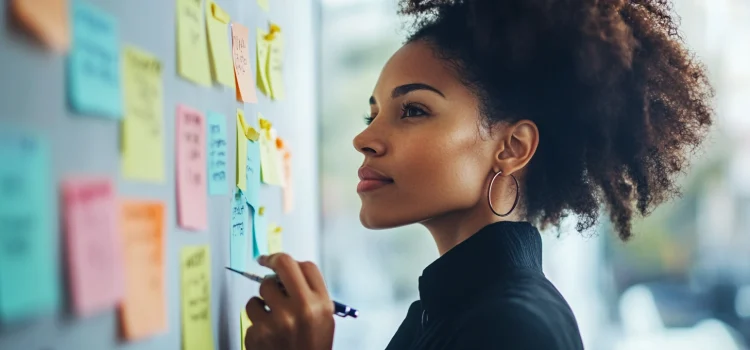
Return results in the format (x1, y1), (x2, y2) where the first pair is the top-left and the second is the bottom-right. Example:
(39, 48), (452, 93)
(319, 0), (750, 349)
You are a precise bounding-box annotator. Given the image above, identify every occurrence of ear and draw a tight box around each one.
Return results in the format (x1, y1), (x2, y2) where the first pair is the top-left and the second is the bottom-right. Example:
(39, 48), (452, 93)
(493, 120), (539, 175)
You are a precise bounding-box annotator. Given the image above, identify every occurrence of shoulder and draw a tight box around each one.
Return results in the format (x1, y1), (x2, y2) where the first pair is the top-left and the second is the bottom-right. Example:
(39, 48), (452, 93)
(451, 272), (583, 349)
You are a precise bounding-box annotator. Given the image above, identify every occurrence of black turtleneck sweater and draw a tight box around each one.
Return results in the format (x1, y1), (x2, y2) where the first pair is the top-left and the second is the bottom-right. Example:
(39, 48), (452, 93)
(384, 221), (584, 350)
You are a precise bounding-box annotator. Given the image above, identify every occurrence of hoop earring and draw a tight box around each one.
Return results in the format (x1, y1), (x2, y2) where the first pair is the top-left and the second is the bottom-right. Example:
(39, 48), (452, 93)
(487, 171), (520, 217)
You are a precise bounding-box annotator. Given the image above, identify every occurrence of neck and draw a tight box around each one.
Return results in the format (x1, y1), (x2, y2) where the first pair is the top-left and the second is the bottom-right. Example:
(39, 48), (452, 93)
(422, 204), (523, 255)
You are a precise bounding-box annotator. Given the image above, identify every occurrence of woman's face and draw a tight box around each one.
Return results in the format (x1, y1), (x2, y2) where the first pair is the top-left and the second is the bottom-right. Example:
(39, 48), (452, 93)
(353, 40), (502, 229)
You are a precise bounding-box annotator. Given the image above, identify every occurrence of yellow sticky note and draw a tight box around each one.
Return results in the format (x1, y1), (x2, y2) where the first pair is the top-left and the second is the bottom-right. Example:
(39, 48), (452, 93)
(241, 309), (252, 350)
(258, 118), (283, 186)
(236, 110), (248, 191)
(122, 46), (165, 182)
(267, 224), (282, 254)
(177, 0), (212, 86)
(257, 0), (270, 12)
(256, 29), (271, 96)
(206, 1), (235, 88)
(267, 32), (285, 100)
(181, 246), (215, 350)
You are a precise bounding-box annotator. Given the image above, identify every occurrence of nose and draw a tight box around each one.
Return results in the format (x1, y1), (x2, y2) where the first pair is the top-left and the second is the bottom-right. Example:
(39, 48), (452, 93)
(353, 125), (386, 157)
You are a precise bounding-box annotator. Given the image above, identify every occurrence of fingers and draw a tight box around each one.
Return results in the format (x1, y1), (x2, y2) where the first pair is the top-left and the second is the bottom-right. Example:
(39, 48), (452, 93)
(246, 297), (270, 325)
(258, 253), (310, 299)
(258, 276), (287, 309)
(299, 261), (328, 295)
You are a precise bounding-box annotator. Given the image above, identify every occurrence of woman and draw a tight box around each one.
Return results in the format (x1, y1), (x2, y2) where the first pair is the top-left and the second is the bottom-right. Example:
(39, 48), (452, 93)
(245, 0), (713, 348)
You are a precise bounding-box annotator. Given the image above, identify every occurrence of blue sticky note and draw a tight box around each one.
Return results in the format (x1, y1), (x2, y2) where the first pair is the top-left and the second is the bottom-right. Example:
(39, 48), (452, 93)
(67, 0), (122, 118)
(245, 140), (261, 208)
(0, 129), (59, 322)
(230, 189), (248, 270)
(207, 112), (228, 195)
(252, 207), (268, 259)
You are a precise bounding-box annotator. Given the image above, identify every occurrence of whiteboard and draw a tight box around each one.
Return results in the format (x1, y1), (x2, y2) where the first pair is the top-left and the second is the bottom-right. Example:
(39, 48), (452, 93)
(0, 0), (320, 349)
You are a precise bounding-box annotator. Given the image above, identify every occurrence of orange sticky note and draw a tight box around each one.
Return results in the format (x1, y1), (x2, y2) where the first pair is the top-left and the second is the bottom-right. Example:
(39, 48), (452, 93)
(119, 200), (167, 340)
(176, 105), (209, 231)
(282, 148), (293, 214)
(62, 178), (124, 317)
(11, 0), (70, 52)
(231, 23), (257, 103)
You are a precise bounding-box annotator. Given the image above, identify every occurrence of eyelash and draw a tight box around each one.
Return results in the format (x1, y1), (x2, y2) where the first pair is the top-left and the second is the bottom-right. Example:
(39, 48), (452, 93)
(363, 102), (429, 126)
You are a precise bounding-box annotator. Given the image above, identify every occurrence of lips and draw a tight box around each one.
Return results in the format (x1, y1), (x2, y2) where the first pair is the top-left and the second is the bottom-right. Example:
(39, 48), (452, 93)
(357, 166), (394, 193)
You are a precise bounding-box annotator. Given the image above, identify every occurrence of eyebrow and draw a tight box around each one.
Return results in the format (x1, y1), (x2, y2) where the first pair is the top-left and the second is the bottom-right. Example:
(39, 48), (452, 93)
(369, 83), (445, 105)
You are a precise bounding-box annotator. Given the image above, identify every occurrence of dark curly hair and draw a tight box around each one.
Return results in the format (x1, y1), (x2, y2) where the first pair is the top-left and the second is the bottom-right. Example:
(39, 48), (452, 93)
(400, 0), (714, 240)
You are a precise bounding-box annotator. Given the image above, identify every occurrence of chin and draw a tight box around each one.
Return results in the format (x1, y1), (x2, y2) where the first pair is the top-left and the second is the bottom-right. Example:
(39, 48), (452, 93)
(359, 207), (411, 230)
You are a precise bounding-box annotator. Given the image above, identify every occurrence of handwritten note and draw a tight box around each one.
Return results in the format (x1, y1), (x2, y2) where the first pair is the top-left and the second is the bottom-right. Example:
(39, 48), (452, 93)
(236, 110), (248, 192)
(122, 45), (165, 182)
(282, 148), (294, 213)
(206, 1), (235, 88)
(267, 224), (283, 254)
(177, 105), (208, 231)
(230, 189), (248, 270)
(207, 112), (228, 195)
(256, 28), (271, 95)
(177, 0), (211, 86)
(68, 0), (122, 118)
(257, 0), (270, 12)
(62, 178), (123, 316)
(231, 23), (257, 103)
(0, 130), (59, 321)
(119, 200), (166, 340)
(11, 0), (69, 52)
(241, 309), (252, 350)
(245, 138), (261, 209)
(181, 246), (215, 350)
(268, 32), (285, 101)
(252, 207), (268, 259)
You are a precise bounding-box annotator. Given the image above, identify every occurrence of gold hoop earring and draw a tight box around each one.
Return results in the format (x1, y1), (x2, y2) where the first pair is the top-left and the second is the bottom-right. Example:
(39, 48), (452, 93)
(487, 170), (520, 217)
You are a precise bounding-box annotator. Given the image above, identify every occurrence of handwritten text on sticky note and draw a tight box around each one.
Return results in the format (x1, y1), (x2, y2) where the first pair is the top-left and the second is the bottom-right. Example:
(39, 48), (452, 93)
(122, 46), (165, 182)
(246, 139), (261, 208)
(119, 200), (166, 340)
(256, 29), (271, 96)
(181, 246), (215, 350)
(177, 0), (212, 85)
(268, 32), (285, 101)
(62, 178), (124, 316)
(68, 0), (122, 118)
(230, 189), (248, 270)
(207, 112), (228, 195)
(231, 23), (257, 103)
(176, 105), (208, 231)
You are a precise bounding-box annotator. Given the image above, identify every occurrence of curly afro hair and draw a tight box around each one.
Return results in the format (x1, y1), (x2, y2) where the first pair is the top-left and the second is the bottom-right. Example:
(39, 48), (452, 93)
(400, 0), (714, 240)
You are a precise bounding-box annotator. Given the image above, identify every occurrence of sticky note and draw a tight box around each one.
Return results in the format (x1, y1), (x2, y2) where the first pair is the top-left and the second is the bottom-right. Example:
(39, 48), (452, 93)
(119, 200), (166, 340)
(230, 189), (248, 270)
(207, 112), (228, 195)
(236, 110), (248, 192)
(206, 1), (235, 88)
(245, 139), (261, 209)
(176, 105), (209, 231)
(122, 46), (165, 182)
(62, 178), (124, 317)
(181, 246), (215, 350)
(257, 0), (270, 12)
(241, 309), (252, 350)
(177, 0), (212, 86)
(267, 224), (282, 254)
(0, 130), (59, 322)
(258, 119), (283, 186)
(252, 207), (268, 259)
(256, 28), (271, 95)
(67, 0), (122, 118)
(282, 149), (293, 214)
(11, 0), (70, 52)
(267, 32), (285, 101)
(231, 23), (257, 103)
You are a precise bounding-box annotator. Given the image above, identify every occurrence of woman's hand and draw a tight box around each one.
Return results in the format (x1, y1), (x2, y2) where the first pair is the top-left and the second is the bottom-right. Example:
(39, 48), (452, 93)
(245, 253), (335, 350)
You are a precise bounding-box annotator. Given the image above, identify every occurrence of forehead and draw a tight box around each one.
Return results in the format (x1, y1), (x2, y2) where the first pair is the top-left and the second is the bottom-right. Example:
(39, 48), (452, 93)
(373, 40), (462, 99)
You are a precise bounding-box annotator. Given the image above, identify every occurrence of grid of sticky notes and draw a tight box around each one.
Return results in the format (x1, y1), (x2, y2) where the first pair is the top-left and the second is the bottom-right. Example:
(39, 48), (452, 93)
(4, 0), (293, 348)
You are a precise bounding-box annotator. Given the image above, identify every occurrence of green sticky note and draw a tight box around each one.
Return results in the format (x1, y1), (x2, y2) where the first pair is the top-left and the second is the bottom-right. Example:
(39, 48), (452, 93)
(252, 206), (268, 259)
(0, 128), (59, 322)
(207, 112), (228, 195)
(67, 0), (122, 118)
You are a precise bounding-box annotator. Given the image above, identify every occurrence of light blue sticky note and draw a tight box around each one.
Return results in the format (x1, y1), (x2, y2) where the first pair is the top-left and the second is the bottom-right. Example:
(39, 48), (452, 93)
(230, 188), (248, 270)
(245, 140), (261, 208)
(0, 128), (60, 322)
(252, 207), (268, 259)
(207, 112), (228, 195)
(67, 0), (122, 118)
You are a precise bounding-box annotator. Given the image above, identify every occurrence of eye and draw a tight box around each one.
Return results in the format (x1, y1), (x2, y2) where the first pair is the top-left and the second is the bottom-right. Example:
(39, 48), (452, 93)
(401, 103), (428, 118)
(364, 113), (375, 125)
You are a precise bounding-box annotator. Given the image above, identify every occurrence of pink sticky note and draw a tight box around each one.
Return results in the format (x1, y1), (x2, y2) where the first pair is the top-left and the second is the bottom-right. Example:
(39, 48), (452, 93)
(62, 178), (124, 316)
(231, 23), (257, 103)
(176, 105), (209, 231)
